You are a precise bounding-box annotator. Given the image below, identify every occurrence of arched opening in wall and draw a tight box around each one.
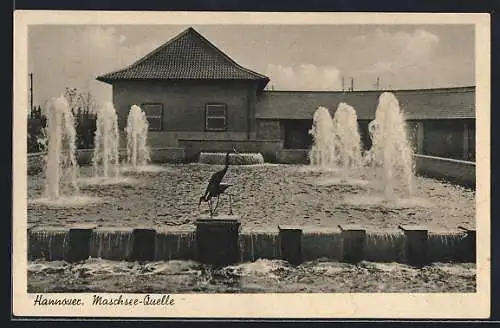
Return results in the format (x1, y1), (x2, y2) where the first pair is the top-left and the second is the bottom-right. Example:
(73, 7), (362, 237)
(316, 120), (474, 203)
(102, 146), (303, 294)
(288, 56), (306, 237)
(423, 119), (466, 160)
(357, 120), (371, 151)
(283, 119), (313, 149)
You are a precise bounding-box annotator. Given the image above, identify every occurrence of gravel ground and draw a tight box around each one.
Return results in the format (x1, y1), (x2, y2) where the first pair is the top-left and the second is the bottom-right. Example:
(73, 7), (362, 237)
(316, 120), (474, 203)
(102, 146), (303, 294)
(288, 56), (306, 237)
(27, 164), (475, 232)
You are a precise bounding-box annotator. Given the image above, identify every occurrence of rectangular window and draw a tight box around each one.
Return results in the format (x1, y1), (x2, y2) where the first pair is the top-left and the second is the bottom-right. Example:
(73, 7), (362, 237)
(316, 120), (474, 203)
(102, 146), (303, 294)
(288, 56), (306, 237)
(141, 103), (163, 131)
(205, 104), (227, 131)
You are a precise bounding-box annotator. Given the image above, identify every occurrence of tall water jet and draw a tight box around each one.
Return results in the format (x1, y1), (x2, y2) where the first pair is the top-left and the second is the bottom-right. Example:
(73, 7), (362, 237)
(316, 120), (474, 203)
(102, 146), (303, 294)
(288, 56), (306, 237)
(308, 106), (335, 170)
(92, 102), (120, 178)
(366, 92), (414, 200)
(43, 96), (79, 200)
(332, 102), (362, 177)
(126, 105), (150, 168)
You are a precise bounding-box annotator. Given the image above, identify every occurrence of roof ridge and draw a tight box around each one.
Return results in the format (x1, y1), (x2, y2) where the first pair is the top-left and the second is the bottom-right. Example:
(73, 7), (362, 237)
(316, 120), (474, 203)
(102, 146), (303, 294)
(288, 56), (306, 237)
(185, 27), (269, 80)
(97, 28), (191, 79)
(129, 28), (192, 68)
(96, 27), (269, 88)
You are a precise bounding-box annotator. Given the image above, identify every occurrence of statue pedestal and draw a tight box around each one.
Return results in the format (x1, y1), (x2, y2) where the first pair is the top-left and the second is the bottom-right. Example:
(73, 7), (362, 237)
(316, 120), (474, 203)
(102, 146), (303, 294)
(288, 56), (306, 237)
(195, 216), (241, 266)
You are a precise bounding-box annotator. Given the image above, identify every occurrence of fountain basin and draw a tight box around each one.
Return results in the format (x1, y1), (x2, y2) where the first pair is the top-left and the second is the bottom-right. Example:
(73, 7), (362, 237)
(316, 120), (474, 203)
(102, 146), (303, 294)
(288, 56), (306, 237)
(27, 150), (476, 188)
(28, 164), (475, 231)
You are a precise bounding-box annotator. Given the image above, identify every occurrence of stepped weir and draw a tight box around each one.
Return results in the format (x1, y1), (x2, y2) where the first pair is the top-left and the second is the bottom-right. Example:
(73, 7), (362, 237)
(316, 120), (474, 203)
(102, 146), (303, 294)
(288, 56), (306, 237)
(28, 219), (476, 266)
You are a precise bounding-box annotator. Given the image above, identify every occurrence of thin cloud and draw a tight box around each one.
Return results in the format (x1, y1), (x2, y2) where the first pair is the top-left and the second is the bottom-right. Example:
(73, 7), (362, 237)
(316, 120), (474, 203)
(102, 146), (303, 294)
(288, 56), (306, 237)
(30, 26), (163, 107)
(355, 28), (440, 75)
(265, 64), (342, 91)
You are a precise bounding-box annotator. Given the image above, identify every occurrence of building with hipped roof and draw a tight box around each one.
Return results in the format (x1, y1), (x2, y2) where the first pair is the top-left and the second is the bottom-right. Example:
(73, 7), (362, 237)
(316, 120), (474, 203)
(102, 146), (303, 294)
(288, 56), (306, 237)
(97, 27), (475, 162)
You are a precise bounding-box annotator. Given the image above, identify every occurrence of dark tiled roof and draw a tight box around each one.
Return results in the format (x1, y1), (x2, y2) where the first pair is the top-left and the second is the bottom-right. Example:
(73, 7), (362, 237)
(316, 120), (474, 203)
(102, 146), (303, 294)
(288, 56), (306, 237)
(97, 27), (269, 89)
(255, 87), (475, 120)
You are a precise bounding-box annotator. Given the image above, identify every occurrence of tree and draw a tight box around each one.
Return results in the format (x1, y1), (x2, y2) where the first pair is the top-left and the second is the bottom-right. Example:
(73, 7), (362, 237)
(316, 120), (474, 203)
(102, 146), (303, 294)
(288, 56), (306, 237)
(79, 90), (96, 115)
(63, 87), (96, 114)
(64, 87), (79, 111)
(63, 87), (98, 149)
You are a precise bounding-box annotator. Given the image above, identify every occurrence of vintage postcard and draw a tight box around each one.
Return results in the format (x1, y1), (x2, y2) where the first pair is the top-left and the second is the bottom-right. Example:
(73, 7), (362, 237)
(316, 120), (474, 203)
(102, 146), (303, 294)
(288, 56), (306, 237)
(13, 11), (490, 318)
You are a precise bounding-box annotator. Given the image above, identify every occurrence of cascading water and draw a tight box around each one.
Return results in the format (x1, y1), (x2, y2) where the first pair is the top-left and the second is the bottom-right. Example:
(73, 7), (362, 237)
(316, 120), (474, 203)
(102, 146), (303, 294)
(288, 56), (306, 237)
(239, 232), (278, 262)
(154, 231), (195, 261)
(364, 231), (406, 262)
(43, 96), (79, 200)
(92, 102), (120, 178)
(89, 229), (134, 261)
(28, 228), (68, 260)
(366, 92), (415, 200)
(126, 105), (150, 168)
(308, 106), (335, 170)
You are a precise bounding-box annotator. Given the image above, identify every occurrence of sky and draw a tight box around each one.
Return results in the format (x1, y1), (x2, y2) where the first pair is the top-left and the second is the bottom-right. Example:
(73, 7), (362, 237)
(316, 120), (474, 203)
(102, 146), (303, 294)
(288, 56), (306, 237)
(28, 24), (475, 108)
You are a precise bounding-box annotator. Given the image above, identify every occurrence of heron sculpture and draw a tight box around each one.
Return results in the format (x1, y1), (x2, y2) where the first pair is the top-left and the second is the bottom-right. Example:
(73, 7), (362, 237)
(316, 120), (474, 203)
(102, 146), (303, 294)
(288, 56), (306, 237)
(198, 148), (238, 217)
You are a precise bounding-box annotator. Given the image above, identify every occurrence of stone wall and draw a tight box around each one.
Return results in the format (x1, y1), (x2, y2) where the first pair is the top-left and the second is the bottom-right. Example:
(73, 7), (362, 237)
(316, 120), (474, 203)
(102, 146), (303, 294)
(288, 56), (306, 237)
(257, 149), (476, 187)
(149, 148), (185, 163)
(119, 131), (252, 148)
(113, 80), (258, 135)
(177, 139), (283, 162)
(27, 148), (186, 175)
(275, 149), (310, 164)
(256, 119), (281, 140)
(414, 154), (475, 187)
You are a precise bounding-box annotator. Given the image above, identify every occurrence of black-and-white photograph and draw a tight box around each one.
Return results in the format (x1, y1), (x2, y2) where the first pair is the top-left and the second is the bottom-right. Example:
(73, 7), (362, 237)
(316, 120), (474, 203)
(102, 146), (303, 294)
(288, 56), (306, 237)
(13, 11), (490, 318)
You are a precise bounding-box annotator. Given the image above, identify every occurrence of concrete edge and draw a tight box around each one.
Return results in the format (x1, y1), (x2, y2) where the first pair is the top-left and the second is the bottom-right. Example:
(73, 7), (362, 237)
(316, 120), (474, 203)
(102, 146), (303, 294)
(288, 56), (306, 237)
(28, 225), (476, 264)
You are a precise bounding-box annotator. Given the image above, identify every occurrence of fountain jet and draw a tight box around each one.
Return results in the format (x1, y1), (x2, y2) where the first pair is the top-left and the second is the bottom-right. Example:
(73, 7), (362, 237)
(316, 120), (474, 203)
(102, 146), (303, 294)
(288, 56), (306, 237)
(126, 105), (150, 168)
(366, 92), (414, 200)
(308, 106), (336, 170)
(308, 104), (363, 180)
(43, 96), (79, 200)
(332, 102), (362, 177)
(92, 102), (120, 178)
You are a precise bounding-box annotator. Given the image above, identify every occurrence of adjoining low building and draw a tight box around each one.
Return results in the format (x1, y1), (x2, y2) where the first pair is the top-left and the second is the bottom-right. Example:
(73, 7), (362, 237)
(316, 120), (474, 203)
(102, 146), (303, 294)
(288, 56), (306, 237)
(97, 27), (475, 163)
(256, 87), (475, 161)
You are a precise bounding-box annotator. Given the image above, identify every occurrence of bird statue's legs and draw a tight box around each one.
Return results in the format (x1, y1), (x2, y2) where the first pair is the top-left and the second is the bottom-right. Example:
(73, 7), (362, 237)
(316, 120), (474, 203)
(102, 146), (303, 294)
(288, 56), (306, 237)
(208, 198), (214, 218)
(212, 196), (220, 216)
(228, 193), (233, 215)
